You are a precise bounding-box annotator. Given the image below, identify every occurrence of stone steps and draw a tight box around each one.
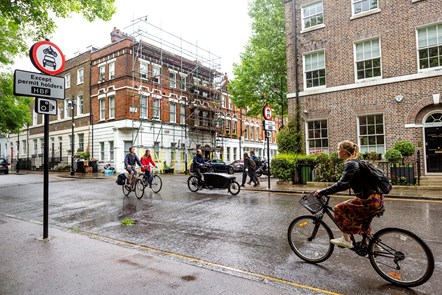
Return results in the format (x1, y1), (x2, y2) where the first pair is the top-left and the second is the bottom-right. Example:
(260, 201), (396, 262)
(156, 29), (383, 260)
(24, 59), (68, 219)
(419, 176), (442, 186)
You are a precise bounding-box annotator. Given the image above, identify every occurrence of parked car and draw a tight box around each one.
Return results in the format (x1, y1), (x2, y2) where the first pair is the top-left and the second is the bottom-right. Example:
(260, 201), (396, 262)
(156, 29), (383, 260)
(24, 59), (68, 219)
(191, 159), (234, 174)
(0, 158), (9, 174)
(229, 160), (244, 172)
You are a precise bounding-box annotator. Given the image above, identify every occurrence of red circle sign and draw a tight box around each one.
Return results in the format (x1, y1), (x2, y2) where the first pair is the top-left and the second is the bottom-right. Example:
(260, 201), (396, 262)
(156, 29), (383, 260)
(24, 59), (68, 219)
(30, 41), (65, 75)
(262, 105), (272, 120)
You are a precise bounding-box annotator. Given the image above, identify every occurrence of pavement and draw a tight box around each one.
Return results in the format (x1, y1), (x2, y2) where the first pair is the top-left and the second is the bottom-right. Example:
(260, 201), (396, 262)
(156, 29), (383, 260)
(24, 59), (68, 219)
(1, 171), (441, 295)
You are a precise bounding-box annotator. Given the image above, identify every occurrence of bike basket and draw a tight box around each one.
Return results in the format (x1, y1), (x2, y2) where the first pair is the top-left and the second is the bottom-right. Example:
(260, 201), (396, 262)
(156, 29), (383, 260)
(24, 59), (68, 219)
(299, 193), (326, 213)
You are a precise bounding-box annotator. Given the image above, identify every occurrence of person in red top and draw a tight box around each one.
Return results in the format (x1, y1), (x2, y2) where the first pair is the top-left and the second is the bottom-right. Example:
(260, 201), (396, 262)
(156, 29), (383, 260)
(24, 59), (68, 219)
(141, 149), (157, 186)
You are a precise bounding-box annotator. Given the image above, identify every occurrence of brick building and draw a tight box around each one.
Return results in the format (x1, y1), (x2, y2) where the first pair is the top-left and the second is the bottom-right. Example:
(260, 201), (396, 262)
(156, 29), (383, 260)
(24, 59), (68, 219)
(284, 0), (442, 175)
(2, 22), (279, 172)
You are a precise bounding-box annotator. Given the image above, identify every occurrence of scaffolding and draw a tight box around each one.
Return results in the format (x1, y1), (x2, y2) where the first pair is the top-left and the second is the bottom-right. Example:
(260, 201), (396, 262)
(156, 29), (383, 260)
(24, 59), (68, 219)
(123, 16), (226, 171)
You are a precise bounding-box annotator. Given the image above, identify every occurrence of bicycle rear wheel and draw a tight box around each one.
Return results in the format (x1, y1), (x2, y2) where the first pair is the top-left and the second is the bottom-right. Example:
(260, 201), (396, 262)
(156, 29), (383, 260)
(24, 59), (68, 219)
(368, 227), (434, 287)
(288, 215), (334, 263)
(135, 179), (145, 199)
(122, 182), (131, 196)
(150, 175), (162, 193)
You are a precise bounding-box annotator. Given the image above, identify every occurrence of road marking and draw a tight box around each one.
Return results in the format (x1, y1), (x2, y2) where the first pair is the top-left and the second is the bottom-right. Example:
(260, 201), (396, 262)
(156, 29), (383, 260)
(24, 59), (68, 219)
(83, 232), (343, 295)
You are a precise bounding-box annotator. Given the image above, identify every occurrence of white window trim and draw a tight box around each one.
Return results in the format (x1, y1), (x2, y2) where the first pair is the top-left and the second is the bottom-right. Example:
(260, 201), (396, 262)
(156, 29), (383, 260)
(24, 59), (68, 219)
(301, 1), (324, 32)
(77, 68), (84, 85)
(353, 37), (383, 82)
(357, 114), (386, 154)
(303, 49), (326, 89)
(108, 61), (115, 80)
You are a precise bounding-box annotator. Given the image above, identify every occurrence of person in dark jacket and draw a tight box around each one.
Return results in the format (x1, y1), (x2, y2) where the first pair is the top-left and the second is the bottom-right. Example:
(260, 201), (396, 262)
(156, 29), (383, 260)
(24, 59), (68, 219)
(244, 152), (259, 187)
(125, 146), (142, 186)
(192, 149), (205, 187)
(315, 140), (385, 249)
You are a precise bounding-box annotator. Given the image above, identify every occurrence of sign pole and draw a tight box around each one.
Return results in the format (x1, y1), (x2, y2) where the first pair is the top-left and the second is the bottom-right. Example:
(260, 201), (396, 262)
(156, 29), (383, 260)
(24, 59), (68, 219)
(267, 134), (270, 189)
(43, 114), (49, 239)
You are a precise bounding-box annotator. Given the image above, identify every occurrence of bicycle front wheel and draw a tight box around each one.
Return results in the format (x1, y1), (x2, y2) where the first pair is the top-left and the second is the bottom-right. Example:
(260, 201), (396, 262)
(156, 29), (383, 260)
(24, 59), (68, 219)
(135, 179), (145, 199)
(187, 176), (199, 192)
(288, 215), (334, 263)
(228, 181), (240, 195)
(368, 228), (434, 287)
(150, 175), (162, 193)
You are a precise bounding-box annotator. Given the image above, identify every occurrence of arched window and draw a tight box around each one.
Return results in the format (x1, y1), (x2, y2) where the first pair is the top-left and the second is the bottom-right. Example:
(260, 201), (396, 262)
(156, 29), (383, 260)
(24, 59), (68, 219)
(425, 113), (442, 123)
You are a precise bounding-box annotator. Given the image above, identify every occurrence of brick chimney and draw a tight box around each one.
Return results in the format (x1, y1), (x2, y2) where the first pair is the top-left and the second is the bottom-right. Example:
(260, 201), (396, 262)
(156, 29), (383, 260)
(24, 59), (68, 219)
(110, 27), (124, 43)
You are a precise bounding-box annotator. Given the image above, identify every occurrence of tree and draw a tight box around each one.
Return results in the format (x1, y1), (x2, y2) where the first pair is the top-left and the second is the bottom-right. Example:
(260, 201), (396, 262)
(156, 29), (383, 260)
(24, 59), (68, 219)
(0, 0), (116, 67)
(228, 0), (287, 117)
(0, 72), (32, 134)
(276, 116), (303, 154)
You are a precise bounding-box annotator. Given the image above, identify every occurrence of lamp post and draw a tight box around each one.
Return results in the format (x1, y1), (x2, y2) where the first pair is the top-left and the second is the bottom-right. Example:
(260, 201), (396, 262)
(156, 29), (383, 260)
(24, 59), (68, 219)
(69, 96), (76, 176)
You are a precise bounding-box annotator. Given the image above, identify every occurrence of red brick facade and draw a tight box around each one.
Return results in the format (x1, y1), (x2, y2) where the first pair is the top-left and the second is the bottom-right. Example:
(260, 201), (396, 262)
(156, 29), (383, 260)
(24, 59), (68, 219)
(285, 0), (442, 174)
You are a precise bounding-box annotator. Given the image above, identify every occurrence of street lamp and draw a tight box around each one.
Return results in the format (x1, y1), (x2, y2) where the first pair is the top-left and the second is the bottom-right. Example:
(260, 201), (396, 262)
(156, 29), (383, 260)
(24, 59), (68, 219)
(68, 96), (76, 176)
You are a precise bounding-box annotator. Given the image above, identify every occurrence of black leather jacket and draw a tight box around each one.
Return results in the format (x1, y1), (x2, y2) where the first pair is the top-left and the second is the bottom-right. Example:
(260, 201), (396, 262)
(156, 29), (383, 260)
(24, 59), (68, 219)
(318, 159), (376, 199)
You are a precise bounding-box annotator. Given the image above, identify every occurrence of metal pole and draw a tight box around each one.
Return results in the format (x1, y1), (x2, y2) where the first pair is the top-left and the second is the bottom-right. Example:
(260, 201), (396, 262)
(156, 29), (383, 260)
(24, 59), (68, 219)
(43, 114), (49, 239)
(70, 96), (75, 176)
(184, 98), (188, 173)
(16, 132), (20, 174)
(280, 76), (284, 128)
(267, 133), (270, 189)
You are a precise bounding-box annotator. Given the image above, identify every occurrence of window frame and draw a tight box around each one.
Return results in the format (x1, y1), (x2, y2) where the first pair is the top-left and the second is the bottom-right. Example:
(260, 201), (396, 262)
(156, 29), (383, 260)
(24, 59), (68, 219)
(358, 114), (386, 154)
(417, 23), (442, 71)
(354, 37), (382, 81)
(301, 1), (324, 31)
(352, 0), (379, 16)
(108, 61), (115, 80)
(77, 68), (84, 85)
(65, 74), (71, 88)
(303, 50), (326, 89)
(99, 96), (106, 120)
(108, 95), (115, 119)
(306, 119), (329, 154)
(170, 102), (176, 123)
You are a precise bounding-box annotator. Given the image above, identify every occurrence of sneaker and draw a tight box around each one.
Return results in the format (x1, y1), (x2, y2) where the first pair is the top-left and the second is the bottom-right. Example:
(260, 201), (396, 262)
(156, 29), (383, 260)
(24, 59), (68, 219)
(253, 183), (260, 187)
(330, 237), (353, 249)
(247, 181), (251, 185)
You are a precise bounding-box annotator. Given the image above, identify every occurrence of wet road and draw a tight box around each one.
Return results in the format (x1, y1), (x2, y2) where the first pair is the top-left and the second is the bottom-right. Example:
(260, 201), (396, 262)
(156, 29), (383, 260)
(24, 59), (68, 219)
(0, 173), (441, 294)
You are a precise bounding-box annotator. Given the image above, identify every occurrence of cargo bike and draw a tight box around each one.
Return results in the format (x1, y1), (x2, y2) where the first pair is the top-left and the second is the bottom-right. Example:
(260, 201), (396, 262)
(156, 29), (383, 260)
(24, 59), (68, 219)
(187, 172), (241, 195)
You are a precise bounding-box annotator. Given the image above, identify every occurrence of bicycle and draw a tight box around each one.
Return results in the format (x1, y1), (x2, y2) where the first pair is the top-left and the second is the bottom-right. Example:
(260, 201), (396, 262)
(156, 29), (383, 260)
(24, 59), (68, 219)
(134, 167), (162, 199)
(287, 192), (434, 287)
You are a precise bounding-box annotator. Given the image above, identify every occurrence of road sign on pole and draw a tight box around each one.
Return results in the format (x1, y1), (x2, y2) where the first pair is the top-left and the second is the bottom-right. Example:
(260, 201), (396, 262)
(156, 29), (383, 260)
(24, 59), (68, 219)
(14, 70), (65, 99)
(35, 98), (57, 115)
(262, 105), (273, 120)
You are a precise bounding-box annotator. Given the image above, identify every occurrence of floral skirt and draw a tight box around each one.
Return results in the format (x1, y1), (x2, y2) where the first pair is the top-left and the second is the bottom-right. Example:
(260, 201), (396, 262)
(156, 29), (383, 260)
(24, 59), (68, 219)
(334, 193), (385, 235)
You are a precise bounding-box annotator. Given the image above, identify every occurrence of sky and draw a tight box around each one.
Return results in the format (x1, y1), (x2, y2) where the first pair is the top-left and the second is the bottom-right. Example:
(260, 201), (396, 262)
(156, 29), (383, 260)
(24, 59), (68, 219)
(12, 0), (252, 79)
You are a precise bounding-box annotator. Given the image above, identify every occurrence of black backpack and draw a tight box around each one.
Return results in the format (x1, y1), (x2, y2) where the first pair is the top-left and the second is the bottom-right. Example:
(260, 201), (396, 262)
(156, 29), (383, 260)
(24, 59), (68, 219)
(357, 159), (392, 194)
(116, 173), (126, 185)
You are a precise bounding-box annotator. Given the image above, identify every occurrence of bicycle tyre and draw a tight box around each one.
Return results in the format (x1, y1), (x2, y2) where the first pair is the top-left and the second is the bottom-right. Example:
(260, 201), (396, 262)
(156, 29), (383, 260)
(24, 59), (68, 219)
(368, 227), (434, 287)
(288, 215), (334, 263)
(187, 176), (199, 192)
(122, 182), (131, 196)
(150, 175), (162, 193)
(135, 179), (145, 199)
(228, 181), (240, 195)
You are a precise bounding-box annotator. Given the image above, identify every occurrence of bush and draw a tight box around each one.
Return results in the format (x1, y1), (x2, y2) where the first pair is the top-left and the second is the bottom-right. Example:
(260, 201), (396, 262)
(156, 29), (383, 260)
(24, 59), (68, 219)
(393, 140), (415, 158)
(271, 153), (317, 183)
(385, 148), (403, 163)
(312, 152), (344, 182)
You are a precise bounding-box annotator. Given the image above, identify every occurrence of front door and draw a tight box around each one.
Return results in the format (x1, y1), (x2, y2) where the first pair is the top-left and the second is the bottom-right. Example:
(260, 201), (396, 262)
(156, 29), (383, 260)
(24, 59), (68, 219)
(425, 126), (442, 173)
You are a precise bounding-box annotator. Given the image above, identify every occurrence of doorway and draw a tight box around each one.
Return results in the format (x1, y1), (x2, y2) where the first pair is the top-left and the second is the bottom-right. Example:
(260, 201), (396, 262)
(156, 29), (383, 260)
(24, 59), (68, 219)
(425, 126), (442, 173)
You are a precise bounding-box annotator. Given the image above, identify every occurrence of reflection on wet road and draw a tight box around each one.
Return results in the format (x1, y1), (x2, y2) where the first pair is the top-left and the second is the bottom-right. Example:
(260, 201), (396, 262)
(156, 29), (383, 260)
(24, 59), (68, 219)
(0, 174), (441, 294)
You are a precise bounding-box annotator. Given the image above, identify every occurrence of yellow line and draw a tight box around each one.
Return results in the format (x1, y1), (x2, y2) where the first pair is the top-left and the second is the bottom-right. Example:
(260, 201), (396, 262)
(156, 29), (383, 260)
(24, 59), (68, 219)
(87, 232), (343, 295)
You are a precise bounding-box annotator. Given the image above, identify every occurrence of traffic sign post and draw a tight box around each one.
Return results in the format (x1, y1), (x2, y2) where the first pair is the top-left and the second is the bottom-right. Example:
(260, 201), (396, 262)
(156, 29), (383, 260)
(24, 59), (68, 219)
(262, 105), (273, 190)
(14, 40), (66, 240)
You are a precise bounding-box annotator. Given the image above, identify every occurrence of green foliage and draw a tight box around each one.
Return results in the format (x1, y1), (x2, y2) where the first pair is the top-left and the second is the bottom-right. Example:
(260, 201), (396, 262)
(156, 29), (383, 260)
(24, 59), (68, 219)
(0, 72), (32, 133)
(75, 151), (90, 159)
(121, 217), (135, 226)
(276, 117), (303, 154)
(312, 152), (344, 182)
(0, 0), (116, 67)
(271, 153), (317, 182)
(385, 148), (403, 163)
(393, 140), (416, 158)
(228, 0), (287, 117)
(361, 152), (381, 161)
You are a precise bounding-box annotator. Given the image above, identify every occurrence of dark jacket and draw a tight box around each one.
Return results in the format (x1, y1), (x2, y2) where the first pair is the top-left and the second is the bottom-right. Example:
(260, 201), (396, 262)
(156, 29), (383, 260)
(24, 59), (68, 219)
(318, 159), (376, 199)
(124, 153), (141, 168)
(192, 155), (205, 169)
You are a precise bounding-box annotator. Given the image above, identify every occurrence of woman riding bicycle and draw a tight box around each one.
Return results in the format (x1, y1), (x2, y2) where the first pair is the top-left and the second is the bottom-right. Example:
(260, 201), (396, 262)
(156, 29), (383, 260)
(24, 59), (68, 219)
(141, 149), (158, 187)
(314, 140), (385, 249)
